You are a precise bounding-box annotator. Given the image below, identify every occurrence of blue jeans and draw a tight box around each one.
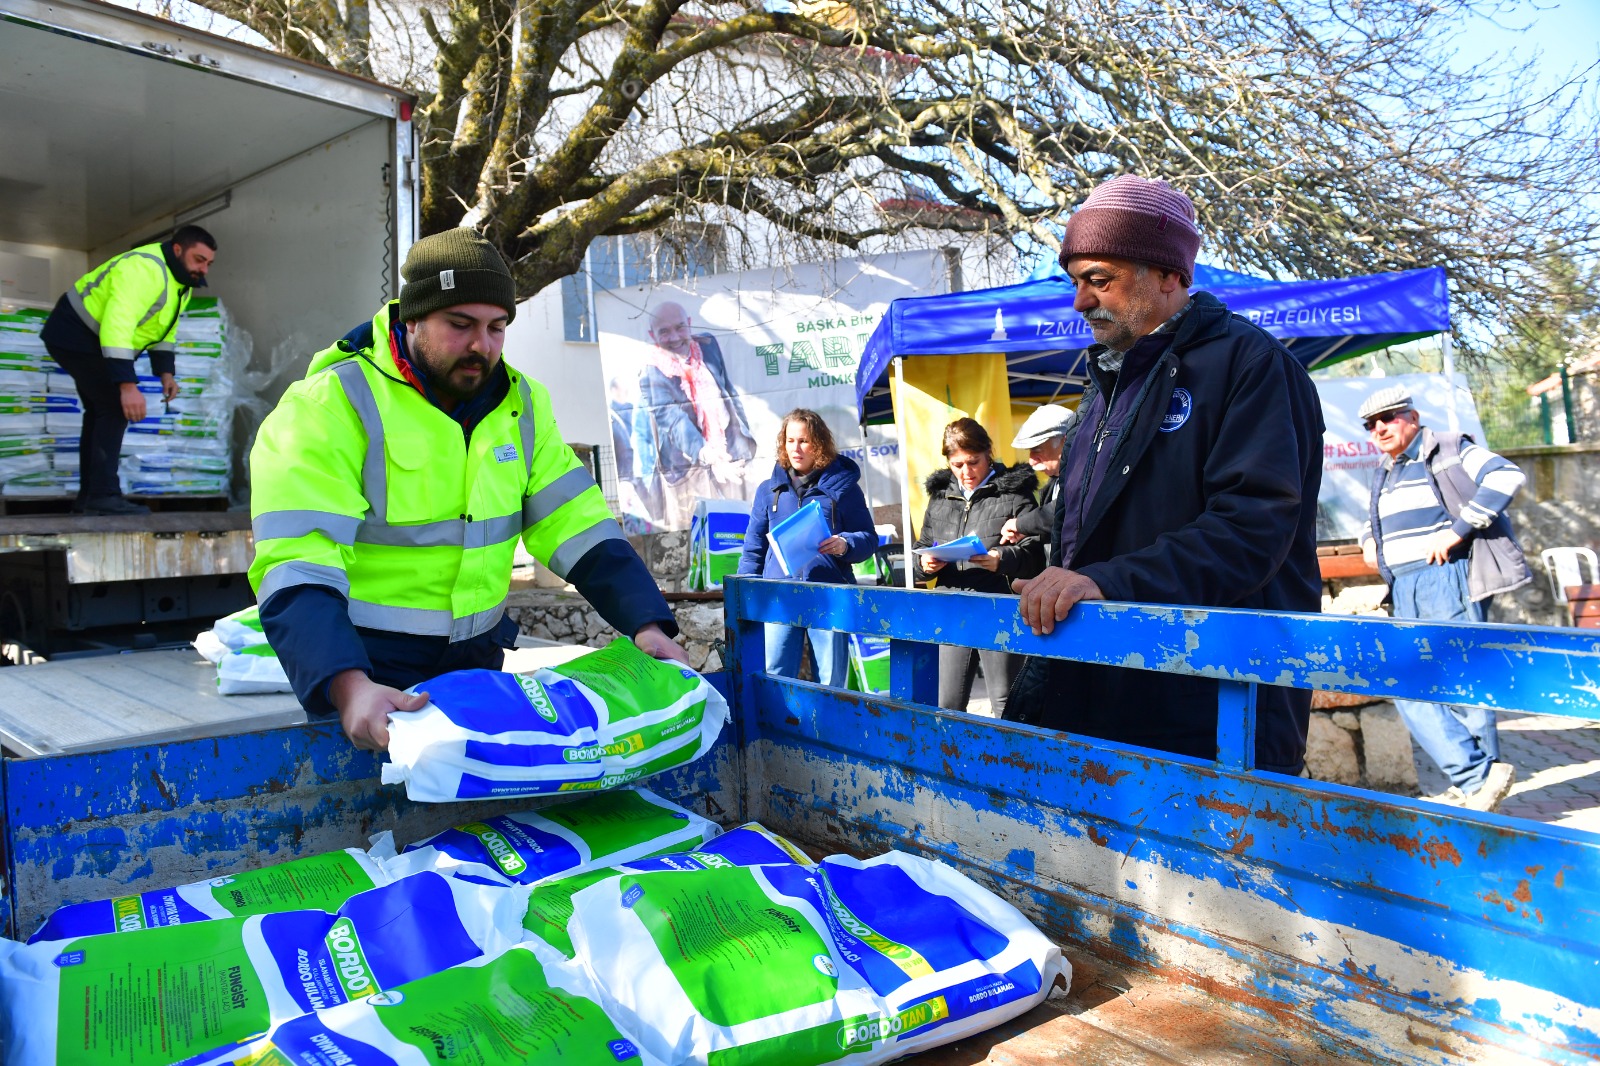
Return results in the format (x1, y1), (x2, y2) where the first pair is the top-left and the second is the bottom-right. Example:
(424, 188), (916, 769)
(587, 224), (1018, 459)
(1390, 559), (1498, 792)
(765, 624), (849, 687)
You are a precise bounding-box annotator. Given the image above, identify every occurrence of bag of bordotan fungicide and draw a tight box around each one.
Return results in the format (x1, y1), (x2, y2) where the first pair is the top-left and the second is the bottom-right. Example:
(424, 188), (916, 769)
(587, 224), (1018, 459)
(0, 871), (529, 1066)
(381, 638), (729, 802)
(566, 851), (1068, 1066)
(520, 823), (815, 959)
(26, 836), (397, 944)
(186, 944), (666, 1066)
(383, 786), (722, 886)
(193, 606), (271, 663)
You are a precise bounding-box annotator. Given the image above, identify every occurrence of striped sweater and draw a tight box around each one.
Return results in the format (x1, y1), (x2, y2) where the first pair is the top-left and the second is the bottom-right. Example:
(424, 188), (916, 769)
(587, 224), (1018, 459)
(1360, 435), (1525, 571)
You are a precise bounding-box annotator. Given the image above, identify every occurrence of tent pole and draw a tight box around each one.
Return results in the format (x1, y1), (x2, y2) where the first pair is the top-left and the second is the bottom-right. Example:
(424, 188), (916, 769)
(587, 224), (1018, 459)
(894, 356), (915, 589)
(1441, 332), (1460, 432)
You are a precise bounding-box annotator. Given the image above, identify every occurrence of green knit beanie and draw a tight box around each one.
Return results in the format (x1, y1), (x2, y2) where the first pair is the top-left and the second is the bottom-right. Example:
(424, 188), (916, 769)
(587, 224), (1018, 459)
(398, 229), (517, 323)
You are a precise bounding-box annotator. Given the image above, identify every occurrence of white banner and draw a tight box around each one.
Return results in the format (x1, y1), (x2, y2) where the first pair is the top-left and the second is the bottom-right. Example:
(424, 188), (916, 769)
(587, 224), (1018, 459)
(596, 252), (941, 531)
(1314, 372), (1483, 541)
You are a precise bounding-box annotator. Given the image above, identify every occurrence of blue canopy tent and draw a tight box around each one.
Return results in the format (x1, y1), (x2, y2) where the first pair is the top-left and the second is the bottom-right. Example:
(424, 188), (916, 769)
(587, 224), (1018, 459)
(855, 265), (1450, 421)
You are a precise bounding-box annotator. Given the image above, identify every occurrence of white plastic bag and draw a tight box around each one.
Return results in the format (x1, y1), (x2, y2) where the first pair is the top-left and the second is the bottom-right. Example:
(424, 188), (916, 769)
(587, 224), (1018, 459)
(520, 822), (813, 960)
(382, 638), (728, 801)
(386, 787), (720, 885)
(215, 645), (293, 695)
(27, 839), (394, 944)
(567, 851), (1067, 1066)
(190, 943), (665, 1066)
(1, 871), (529, 1066)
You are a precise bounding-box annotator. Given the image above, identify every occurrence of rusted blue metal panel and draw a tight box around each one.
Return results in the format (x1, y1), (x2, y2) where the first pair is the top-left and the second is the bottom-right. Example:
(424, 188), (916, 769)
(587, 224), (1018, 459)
(1, 678), (737, 940)
(732, 580), (1600, 718)
(721, 578), (1600, 1063)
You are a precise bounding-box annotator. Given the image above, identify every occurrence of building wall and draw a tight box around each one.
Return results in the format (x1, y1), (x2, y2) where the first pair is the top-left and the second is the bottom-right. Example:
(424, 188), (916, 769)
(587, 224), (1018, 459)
(1496, 442), (1600, 626)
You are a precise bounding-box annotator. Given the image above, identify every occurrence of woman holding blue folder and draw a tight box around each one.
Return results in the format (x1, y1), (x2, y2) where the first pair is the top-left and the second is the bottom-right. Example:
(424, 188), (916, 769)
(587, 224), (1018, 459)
(737, 409), (877, 685)
(913, 417), (1045, 716)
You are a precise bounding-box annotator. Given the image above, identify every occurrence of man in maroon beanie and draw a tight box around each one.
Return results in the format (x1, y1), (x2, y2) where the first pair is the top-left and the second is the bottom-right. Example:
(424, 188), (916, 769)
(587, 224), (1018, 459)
(1007, 175), (1325, 776)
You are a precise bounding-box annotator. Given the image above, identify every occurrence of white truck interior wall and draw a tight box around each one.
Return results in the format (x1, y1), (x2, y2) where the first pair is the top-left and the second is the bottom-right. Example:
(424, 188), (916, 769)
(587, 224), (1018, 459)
(89, 120), (393, 392)
(505, 282), (609, 446)
(0, 241), (86, 307)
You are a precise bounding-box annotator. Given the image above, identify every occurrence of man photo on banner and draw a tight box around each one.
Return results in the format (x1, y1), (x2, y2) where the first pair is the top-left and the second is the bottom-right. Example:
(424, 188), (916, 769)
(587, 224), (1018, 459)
(637, 300), (757, 527)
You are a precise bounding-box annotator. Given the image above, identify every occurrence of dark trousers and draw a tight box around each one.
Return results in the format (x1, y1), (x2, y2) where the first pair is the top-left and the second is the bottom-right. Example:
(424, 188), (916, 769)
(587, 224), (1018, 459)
(45, 346), (127, 500)
(938, 645), (1023, 716)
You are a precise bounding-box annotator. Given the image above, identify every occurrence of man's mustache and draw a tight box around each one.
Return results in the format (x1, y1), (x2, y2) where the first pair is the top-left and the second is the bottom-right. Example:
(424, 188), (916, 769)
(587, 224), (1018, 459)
(453, 355), (490, 372)
(1083, 308), (1115, 322)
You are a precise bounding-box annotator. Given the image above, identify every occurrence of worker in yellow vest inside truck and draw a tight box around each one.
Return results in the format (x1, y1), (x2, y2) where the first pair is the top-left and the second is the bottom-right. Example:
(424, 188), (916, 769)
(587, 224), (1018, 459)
(41, 225), (217, 515)
(248, 229), (686, 751)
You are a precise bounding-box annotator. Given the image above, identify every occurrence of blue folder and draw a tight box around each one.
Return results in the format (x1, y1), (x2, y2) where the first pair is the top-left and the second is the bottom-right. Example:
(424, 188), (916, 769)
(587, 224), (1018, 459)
(766, 499), (831, 577)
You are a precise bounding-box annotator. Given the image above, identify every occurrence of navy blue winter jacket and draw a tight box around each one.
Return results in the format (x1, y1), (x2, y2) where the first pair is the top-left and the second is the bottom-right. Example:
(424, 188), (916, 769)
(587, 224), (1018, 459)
(737, 455), (878, 584)
(1009, 291), (1325, 774)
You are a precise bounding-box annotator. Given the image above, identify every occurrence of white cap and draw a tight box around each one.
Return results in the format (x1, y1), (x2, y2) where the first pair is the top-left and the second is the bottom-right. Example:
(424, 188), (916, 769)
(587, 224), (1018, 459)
(1012, 404), (1075, 449)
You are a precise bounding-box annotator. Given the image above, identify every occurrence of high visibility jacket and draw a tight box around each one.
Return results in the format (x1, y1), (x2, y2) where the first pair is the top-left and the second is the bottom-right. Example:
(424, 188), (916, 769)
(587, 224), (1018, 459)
(248, 302), (626, 641)
(65, 243), (190, 363)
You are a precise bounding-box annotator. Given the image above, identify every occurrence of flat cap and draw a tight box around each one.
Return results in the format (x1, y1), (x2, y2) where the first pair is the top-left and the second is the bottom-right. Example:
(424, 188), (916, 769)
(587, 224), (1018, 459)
(1012, 404), (1076, 449)
(1358, 385), (1413, 422)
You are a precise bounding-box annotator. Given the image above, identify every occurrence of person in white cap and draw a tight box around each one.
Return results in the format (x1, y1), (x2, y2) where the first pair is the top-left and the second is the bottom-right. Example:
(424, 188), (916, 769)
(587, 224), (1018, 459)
(1357, 384), (1531, 812)
(1001, 404), (1075, 550)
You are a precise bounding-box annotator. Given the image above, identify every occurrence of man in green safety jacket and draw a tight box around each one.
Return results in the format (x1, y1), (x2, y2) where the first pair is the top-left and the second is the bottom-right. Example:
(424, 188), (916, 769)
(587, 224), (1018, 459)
(248, 230), (686, 751)
(41, 225), (217, 515)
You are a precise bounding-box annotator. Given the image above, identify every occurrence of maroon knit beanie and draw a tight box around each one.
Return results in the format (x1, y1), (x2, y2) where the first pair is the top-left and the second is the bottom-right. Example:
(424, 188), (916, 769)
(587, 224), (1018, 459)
(1059, 176), (1200, 284)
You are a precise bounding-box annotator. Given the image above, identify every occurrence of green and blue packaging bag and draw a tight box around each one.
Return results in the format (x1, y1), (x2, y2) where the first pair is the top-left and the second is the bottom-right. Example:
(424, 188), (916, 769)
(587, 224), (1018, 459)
(0, 871), (530, 1066)
(384, 787), (721, 886)
(212, 944), (664, 1066)
(382, 638), (729, 802)
(565, 851), (1068, 1065)
(26, 839), (396, 944)
(520, 822), (814, 959)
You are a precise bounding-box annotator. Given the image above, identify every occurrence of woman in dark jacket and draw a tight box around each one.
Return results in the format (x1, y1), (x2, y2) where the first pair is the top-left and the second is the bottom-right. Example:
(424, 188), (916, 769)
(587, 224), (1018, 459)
(737, 409), (878, 685)
(913, 417), (1045, 715)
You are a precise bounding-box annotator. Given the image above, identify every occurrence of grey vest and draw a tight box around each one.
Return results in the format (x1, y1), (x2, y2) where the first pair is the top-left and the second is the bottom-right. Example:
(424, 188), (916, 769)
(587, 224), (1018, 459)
(1369, 428), (1533, 601)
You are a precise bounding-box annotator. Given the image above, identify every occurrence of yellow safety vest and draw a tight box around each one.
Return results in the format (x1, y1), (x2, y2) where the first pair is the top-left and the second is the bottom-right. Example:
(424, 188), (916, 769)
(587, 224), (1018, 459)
(66, 243), (190, 362)
(248, 302), (625, 640)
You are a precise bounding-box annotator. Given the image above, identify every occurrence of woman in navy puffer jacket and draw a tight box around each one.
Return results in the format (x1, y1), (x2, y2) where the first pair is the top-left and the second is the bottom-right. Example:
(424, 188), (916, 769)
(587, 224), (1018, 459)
(737, 409), (878, 685)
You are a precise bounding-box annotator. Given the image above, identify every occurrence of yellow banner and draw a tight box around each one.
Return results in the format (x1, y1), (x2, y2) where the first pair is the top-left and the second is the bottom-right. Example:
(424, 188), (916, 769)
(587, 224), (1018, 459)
(891, 353), (1016, 541)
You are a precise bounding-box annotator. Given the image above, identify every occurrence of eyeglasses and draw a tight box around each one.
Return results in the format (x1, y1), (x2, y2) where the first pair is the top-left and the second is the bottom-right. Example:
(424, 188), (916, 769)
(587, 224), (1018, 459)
(1363, 411), (1410, 432)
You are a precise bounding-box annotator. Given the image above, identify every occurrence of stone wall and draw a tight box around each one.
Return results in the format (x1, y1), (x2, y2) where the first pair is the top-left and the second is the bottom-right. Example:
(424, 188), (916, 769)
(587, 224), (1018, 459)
(506, 588), (727, 671)
(1495, 442), (1600, 627)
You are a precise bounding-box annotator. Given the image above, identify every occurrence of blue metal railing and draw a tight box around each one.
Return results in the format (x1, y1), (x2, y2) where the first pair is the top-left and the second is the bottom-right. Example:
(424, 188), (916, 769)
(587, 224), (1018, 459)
(723, 578), (1600, 772)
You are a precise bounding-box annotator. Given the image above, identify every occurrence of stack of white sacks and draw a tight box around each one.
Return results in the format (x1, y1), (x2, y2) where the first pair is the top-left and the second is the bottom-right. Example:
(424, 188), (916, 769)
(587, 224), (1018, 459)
(0, 297), (237, 499)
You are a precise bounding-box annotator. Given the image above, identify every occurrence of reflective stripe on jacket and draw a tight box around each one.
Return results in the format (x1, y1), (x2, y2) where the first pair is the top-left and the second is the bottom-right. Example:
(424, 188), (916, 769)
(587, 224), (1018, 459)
(65, 243), (189, 362)
(248, 301), (626, 641)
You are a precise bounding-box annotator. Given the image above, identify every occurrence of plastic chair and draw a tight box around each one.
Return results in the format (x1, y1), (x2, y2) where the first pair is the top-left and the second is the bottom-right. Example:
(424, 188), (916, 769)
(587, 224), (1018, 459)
(1541, 547), (1600, 605)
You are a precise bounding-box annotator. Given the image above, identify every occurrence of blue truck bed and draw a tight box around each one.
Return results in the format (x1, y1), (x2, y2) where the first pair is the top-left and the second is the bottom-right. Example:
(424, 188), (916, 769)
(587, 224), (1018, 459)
(4, 580), (1598, 1063)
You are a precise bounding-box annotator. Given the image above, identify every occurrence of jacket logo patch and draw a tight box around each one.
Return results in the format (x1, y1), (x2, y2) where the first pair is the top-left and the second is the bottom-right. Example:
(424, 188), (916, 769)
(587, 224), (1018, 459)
(1159, 388), (1192, 433)
(494, 444), (519, 463)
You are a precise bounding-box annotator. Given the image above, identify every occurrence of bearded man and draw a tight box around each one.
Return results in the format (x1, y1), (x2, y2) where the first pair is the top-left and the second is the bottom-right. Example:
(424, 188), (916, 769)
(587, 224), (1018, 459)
(249, 230), (685, 751)
(1007, 176), (1325, 775)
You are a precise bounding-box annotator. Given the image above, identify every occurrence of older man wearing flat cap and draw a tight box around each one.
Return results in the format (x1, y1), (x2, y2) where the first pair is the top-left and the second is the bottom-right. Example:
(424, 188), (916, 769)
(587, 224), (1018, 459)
(1358, 384), (1531, 812)
(1001, 404), (1075, 552)
(1008, 175), (1325, 776)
